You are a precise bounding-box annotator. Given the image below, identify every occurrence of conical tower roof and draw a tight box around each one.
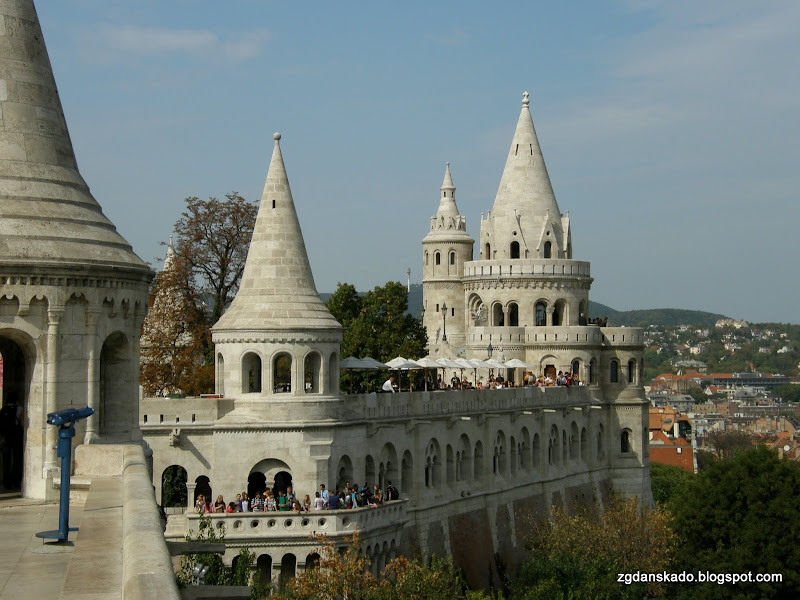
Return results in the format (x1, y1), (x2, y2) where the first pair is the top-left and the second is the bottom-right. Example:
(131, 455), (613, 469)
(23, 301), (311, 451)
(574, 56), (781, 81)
(423, 162), (472, 242)
(491, 91), (561, 220)
(213, 133), (342, 332)
(0, 0), (150, 274)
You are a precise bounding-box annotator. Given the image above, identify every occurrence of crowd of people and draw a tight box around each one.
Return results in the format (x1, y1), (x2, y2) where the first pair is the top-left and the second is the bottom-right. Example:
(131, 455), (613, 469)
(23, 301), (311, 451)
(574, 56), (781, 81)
(382, 370), (585, 392)
(194, 481), (400, 515)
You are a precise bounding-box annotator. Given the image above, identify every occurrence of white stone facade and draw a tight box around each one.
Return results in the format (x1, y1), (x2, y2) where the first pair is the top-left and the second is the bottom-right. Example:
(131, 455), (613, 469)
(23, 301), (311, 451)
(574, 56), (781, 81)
(142, 99), (651, 590)
(0, 1), (152, 499)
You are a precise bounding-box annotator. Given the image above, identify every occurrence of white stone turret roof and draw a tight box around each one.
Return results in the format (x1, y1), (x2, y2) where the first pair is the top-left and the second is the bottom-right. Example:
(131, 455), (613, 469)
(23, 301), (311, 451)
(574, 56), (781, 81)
(0, 0), (150, 274)
(212, 133), (342, 332)
(423, 162), (473, 242)
(491, 91), (561, 219)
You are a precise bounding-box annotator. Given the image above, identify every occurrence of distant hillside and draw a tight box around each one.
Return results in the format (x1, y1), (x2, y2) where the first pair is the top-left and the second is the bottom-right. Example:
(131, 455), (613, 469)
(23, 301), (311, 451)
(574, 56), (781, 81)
(321, 285), (727, 327)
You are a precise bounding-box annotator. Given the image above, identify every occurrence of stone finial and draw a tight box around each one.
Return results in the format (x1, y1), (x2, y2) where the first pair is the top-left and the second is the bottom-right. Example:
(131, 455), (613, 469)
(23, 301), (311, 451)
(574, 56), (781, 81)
(274, 132), (281, 141)
(522, 91), (530, 107)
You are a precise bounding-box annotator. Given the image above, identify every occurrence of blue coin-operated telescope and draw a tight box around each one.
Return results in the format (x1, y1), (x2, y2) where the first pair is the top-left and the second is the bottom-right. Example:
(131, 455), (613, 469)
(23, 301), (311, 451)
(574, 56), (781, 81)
(36, 406), (94, 543)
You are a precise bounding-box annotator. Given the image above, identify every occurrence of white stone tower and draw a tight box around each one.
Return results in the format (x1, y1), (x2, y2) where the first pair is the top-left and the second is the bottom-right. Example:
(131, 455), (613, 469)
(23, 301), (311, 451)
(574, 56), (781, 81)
(421, 163), (474, 353)
(212, 133), (343, 405)
(0, 0), (153, 498)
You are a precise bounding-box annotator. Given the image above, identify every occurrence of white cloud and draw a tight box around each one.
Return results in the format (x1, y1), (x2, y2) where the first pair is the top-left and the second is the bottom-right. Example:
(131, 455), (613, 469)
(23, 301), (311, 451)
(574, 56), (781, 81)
(96, 25), (270, 61)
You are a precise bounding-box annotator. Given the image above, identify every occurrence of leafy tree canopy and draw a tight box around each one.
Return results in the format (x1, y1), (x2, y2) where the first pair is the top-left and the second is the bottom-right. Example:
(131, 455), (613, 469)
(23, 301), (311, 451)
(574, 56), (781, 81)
(650, 462), (694, 505)
(326, 281), (427, 362)
(669, 445), (800, 599)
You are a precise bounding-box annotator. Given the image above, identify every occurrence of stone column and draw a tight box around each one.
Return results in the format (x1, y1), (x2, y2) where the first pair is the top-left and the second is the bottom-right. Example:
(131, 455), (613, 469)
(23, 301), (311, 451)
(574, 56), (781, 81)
(44, 306), (64, 474)
(186, 482), (197, 511)
(84, 309), (101, 444)
(546, 306), (554, 327)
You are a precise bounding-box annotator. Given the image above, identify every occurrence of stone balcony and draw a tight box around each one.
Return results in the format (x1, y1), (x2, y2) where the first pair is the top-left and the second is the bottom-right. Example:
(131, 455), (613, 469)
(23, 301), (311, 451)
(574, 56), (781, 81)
(466, 325), (643, 347)
(462, 258), (591, 279)
(183, 500), (409, 543)
(141, 386), (606, 429)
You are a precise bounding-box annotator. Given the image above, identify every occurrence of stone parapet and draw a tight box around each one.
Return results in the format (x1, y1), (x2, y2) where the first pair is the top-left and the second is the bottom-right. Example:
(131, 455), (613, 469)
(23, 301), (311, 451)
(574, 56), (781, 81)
(122, 445), (181, 600)
(141, 386), (604, 430)
(182, 500), (409, 545)
(463, 259), (591, 279)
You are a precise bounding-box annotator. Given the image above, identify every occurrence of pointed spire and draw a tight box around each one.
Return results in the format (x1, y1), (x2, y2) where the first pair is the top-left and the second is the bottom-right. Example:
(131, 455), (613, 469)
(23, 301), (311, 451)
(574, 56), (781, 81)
(213, 133), (341, 332)
(0, 0), (150, 273)
(491, 91), (561, 219)
(435, 162), (461, 220)
(163, 236), (175, 271)
(424, 162), (472, 240)
(441, 162), (455, 191)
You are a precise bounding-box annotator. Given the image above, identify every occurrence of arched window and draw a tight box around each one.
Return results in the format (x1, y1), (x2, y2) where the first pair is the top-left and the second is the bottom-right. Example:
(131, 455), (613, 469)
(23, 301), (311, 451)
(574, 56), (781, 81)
(571, 360), (580, 378)
(449, 251), (455, 265)
(216, 353), (225, 396)
(425, 252), (429, 266)
(473, 441), (484, 483)
(328, 352), (338, 394)
(553, 299), (566, 326)
(273, 353), (292, 393)
(485, 243), (491, 258)
(492, 303), (504, 327)
(161, 465), (187, 508)
(535, 302), (547, 327)
(242, 352), (262, 393)
(628, 359), (636, 384)
(508, 303), (519, 327)
(621, 429), (631, 453)
(610, 360), (619, 383)
(304, 352), (321, 393)
(510, 241), (520, 259)
(100, 331), (131, 435)
(589, 358), (597, 384)
(543, 241), (552, 259)
(435, 252), (441, 265)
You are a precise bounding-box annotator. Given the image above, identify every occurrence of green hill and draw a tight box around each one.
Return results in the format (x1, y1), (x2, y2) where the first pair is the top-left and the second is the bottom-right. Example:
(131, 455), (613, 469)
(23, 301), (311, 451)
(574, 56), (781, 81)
(321, 285), (727, 327)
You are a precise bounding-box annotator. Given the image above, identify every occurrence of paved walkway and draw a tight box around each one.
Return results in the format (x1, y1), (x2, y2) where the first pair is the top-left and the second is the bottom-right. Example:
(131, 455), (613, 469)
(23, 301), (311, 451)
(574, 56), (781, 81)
(0, 496), (84, 599)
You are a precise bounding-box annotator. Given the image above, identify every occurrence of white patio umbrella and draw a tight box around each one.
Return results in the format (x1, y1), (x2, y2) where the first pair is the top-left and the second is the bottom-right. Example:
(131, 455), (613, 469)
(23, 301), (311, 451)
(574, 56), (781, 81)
(338, 356), (368, 393)
(413, 357), (442, 390)
(385, 357), (422, 391)
(504, 358), (530, 368)
(359, 357), (390, 369)
(340, 356), (368, 369)
(455, 358), (479, 385)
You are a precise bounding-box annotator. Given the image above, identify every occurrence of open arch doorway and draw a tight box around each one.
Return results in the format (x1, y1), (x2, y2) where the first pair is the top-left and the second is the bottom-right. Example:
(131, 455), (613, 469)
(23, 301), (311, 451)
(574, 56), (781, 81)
(250, 458), (293, 498)
(99, 332), (131, 437)
(0, 336), (29, 493)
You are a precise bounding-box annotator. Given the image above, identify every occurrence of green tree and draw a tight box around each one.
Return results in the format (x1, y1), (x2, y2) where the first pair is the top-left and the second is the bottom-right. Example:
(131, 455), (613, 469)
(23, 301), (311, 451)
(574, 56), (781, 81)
(773, 384), (800, 403)
(173, 193), (259, 324)
(326, 281), (428, 391)
(518, 494), (677, 599)
(686, 386), (707, 404)
(650, 462), (694, 505)
(141, 193), (257, 396)
(669, 445), (800, 599)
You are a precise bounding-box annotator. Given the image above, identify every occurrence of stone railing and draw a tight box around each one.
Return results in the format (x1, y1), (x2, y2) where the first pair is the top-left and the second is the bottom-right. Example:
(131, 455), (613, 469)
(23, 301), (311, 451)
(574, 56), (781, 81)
(466, 325), (642, 346)
(142, 386), (605, 429)
(186, 500), (409, 542)
(462, 259), (591, 279)
(122, 445), (181, 600)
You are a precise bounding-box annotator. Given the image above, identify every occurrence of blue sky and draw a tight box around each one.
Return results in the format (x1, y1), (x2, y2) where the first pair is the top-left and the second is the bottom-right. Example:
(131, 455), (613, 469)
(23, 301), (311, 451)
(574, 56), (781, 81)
(35, 1), (799, 324)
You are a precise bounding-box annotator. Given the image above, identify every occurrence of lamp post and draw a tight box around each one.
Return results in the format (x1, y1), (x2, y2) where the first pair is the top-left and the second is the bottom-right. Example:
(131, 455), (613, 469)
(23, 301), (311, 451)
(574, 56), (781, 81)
(441, 302), (447, 342)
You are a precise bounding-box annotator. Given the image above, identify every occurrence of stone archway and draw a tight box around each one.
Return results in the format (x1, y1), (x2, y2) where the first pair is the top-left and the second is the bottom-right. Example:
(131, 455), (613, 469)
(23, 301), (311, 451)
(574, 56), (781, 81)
(0, 335), (30, 493)
(99, 331), (132, 438)
(250, 458), (292, 497)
